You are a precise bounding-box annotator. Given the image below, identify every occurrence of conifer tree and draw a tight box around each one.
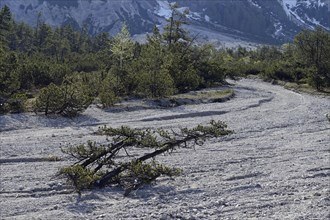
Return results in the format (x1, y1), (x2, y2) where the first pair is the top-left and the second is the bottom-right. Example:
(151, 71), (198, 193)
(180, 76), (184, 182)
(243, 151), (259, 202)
(136, 26), (175, 98)
(163, 3), (190, 51)
(110, 24), (134, 70)
(0, 5), (12, 50)
(59, 120), (233, 195)
(294, 27), (330, 89)
(161, 4), (202, 92)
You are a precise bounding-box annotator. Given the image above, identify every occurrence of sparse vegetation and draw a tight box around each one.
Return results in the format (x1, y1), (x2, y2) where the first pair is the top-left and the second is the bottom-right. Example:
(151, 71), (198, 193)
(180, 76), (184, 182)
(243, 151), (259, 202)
(59, 120), (232, 195)
(0, 4), (329, 116)
(34, 77), (93, 117)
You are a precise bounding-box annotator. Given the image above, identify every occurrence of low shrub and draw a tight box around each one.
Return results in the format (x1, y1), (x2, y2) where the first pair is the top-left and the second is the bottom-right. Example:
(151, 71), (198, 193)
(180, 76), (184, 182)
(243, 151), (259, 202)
(58, 121), (233, 195)
(34, 79), (92, 117)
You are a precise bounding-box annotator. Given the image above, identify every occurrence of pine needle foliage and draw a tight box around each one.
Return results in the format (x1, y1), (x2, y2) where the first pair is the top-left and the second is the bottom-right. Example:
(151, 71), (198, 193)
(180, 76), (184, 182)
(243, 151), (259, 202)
(34, 76), (93, 117)
(59, 120), (232, 195)
(59, 165), (102, 194)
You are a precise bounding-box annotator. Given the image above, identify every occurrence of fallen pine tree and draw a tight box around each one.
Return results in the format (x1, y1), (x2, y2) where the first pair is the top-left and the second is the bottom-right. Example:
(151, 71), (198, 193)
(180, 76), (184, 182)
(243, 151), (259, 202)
(58, 120), (232, 196)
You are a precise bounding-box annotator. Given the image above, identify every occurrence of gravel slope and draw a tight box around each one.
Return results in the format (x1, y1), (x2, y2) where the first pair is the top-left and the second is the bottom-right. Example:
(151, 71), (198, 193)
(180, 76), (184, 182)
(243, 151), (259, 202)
(0, 79), (329, 220)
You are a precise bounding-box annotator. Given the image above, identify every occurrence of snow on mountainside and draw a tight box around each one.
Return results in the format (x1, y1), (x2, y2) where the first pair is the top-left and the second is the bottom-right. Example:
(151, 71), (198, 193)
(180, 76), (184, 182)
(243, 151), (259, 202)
(280, 0), (329, 30)
(0, 0), (329, 44)
(171, 0), (329, 41)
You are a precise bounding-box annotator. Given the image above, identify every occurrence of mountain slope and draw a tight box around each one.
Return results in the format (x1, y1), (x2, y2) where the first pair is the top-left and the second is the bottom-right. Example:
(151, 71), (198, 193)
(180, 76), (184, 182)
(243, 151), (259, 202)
(172, 0), (329, 42)
(281, 0), (329, 30)
(0, 0), (329, 44)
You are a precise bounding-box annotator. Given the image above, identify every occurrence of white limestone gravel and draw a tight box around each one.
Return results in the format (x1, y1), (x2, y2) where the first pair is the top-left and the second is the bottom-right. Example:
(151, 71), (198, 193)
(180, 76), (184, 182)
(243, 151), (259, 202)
(0, 78), (329, 219)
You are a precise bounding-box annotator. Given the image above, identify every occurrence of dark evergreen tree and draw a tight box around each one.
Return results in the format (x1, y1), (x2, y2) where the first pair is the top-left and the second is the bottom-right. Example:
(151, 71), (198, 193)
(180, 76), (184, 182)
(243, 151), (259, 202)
(294, 27), (330, 90)
(135, 26), (175, 98)
(0, 5), (12, 50)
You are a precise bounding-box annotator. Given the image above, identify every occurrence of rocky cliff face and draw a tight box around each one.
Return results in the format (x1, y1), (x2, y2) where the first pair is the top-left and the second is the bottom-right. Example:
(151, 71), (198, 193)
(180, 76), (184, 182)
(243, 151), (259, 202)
(0, 0), (329, 44)
(173, 0), (329, 42)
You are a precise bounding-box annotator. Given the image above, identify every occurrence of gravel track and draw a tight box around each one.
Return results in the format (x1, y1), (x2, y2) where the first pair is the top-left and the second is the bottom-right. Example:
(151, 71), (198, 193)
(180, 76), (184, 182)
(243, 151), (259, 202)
(0, 79), (329, 219)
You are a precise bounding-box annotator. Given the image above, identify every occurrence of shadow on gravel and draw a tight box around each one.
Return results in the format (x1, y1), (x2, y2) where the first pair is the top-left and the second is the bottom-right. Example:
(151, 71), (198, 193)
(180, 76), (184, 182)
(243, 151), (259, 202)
(141, 110), (228, 122)
(104, 105), (151, 113)
(235, 97), (274, 111)
(307, 167), (330, 172)
(0, 113), (101, 132)
(65, 191), (111, 214)
(0, 186), (73, 198)
(227, 184), (262, 192)
(225, 172), (263, 181)
(0, 157), (61, 164)
(234, 86), (259, 92)
(304, 172), (330, 178)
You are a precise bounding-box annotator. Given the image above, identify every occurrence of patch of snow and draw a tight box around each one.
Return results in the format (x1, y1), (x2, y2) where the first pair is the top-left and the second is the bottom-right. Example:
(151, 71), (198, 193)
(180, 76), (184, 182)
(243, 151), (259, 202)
(279, 0), (327, 29)
(187, 11), (201, 21)
(296, 0), (326, 8)
(310, 0), (326, 7)
(280, 0), (328, 21)
(155, 1), (201, 21)
(204, 15), (210, 22)
(305, 15), (330, 30)
(307, 16), (320, 25)
(248, 0), (262, 9)
(280, 0), (298, 16)
(273, 22), (284, 37)
(282, 0), (298, 8)
(155, 0), (172, 19)
(301, 0), (312, 7)
(290, 9), (314, 29)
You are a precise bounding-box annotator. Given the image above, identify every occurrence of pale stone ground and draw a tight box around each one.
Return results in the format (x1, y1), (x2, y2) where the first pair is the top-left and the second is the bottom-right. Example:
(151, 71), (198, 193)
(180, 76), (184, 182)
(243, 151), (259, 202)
(1, 79), (329, 219)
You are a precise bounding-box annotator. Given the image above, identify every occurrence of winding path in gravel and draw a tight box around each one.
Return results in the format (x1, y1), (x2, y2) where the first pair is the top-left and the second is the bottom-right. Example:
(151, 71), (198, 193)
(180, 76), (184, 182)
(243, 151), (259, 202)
(0, 79), (329, 219)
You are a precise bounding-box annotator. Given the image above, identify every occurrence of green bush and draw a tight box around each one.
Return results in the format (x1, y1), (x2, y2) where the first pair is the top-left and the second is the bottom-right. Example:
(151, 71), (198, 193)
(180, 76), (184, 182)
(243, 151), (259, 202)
(71, 54), (103, 73)
(34, 83), (63, 115)
(294, 27), (330, 90)
(198, 60), (226, 87)
(59, 165), (102, 194)
(8, 93), (28, 113)
(0, 53), (20, 97)
(34, 79), (92, 117)
(307, 69), (323, 90)
(0, 93), (28, 114)
(262, 61), (295, 82)
(59, 121), (233, 195)
(136, 67), (175, 98)
(99, 74), (118, 108)
(18, 60), (53, 89)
